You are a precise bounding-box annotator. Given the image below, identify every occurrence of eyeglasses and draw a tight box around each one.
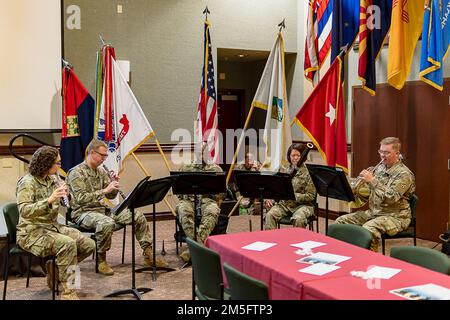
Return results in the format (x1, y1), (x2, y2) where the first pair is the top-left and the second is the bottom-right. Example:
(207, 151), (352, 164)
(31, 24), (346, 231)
(378, 150), (392, 155)
(94, 150), (108, 158)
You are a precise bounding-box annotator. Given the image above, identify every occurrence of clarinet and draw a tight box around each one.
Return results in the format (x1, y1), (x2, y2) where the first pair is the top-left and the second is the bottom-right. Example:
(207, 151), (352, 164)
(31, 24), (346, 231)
(55, 172), (70, 207)
(102, 164), (127, 200)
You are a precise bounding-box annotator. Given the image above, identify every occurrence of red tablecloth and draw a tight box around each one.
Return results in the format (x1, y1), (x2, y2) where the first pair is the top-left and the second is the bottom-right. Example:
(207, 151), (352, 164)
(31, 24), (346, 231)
(205, 228), (450, 300)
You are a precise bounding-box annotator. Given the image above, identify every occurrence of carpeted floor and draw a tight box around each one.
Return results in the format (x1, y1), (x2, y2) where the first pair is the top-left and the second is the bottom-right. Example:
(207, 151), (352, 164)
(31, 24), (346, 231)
(1, 215), (441, 300)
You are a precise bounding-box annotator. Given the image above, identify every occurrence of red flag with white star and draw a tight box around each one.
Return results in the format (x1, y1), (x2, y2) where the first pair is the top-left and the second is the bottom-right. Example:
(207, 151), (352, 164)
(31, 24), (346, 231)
(293, 56), (348, 173)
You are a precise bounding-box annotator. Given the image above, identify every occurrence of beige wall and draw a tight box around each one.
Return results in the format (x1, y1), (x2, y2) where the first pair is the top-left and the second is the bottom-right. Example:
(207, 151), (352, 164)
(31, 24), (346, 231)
(0, 0), (61, 130)
(0, 135), (26, 204)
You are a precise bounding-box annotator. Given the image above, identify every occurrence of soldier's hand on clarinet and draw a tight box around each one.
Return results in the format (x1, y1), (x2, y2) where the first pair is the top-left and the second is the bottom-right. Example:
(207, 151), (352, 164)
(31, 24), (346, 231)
(48, 185), (68, 204)
(102, 181), (120, 194)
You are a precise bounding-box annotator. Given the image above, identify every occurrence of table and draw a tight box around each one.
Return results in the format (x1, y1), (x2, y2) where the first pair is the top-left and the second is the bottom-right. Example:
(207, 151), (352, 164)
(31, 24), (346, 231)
(205, 228), (450, 300)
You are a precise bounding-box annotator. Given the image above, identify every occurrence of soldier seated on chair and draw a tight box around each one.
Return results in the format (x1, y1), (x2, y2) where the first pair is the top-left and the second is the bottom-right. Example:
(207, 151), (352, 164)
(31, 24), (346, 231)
(233, 152), (261, 215)
(16, 146), (96, 300)
(176, 141), (225, 263)
(335, 137), (416, 252)
(67, 139), (168, 276)
(264, 143), (317, 230)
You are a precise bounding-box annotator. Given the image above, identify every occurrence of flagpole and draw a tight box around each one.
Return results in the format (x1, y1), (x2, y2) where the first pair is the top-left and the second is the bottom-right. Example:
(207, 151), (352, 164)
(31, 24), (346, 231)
(154, 138), (172, 171)
(131, 152), (177, 216)
(225, 102), (257, 185)
(227, 20), (287, 184)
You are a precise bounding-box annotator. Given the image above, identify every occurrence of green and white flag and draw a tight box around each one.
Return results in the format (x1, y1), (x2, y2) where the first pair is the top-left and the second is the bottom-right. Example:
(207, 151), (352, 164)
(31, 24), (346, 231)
(252, 32), (292, 171)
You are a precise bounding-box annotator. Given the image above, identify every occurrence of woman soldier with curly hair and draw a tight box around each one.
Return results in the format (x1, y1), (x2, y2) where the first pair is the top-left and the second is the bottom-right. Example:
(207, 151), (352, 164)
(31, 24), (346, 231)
(16, 146), (95, 300)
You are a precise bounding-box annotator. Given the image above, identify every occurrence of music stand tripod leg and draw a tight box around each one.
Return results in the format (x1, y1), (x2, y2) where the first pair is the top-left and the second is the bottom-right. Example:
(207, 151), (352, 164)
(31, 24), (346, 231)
(105, 208), (152, 300)
(136, 203), (175, 280)
(259, 189), (264, 231)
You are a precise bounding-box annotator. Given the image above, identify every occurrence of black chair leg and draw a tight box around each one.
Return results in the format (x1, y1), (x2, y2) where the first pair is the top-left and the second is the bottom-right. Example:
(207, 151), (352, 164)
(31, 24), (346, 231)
(95, 247), (99, 273)
(122, 226), (126, 264)
(26, 254), (32, 288)
(382, 238), (386, 255)
(413, 235), (417, 246)
(2, 251), (9, 300)
(51, 256), (56, 300)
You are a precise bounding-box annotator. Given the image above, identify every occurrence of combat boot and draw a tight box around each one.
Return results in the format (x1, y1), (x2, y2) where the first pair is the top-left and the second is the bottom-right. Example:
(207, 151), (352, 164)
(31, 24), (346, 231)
(60, 282), (79, 300)
(45, 259), (59, 291)
(143, 247), (169, 268)
(179, 249), (191, 263)
(97, 253), (114, 276)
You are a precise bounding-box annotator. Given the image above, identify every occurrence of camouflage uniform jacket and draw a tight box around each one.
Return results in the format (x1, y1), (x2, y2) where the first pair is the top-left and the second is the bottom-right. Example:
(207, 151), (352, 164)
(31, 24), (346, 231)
(277, 164), (316, 212)
(16, 174), (63, 239)
(67, 161), (118, 222)
(234, 161), (260, 172)
(366, 160), (415, 218)
(178, 162), (224, 203)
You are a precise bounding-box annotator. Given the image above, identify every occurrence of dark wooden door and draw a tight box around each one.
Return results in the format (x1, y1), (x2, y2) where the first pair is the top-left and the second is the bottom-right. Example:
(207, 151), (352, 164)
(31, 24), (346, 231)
(218, 90), (245, 172)
(353, 80), (450, 242)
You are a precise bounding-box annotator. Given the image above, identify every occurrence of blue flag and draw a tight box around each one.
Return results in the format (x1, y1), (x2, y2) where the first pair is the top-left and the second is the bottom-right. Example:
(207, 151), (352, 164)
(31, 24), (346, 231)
(331, 0), (360, 62)
(420, 0), (450, 91)
(60, 67), (95, 173)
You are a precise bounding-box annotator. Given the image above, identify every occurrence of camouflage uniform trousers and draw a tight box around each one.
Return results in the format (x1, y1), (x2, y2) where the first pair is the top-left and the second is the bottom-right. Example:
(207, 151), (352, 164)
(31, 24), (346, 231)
(17, 225), (95, 282)
(335, 210), (411, 252)
(265, 204), (315, 230)
(177, 199), (220, 243)
(78, 209), (152, 254)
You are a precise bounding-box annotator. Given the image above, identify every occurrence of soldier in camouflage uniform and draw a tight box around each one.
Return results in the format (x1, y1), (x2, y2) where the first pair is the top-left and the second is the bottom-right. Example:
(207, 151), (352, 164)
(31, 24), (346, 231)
(234, 152), (261, 215)
(176, 142), (224, 262)
(67, 139), (168, 276)
(265, 143), (317, 230)
(335, 137), (416, 252)
(16, 146), (95, 300)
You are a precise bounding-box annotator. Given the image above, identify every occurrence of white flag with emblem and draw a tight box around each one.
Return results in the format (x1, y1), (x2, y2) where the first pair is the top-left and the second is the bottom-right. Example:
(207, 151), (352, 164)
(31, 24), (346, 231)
(252, 32), (292, 171)
(102, 58), (155, 174)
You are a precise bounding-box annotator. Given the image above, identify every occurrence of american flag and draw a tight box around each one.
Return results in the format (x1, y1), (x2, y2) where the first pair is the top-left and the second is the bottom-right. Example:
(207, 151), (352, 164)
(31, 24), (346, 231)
(304, 0), (333, 85)
(195, 20), (219, 163)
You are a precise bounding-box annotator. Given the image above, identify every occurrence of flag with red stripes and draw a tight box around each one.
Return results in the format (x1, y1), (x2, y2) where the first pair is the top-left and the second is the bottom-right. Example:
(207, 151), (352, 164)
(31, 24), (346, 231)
(195, 20), (219, 163)
(304, 0), (333, 84)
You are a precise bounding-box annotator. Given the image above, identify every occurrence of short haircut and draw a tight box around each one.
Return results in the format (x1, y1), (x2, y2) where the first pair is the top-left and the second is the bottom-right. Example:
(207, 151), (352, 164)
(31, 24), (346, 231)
(86, 139), (108, 154)
(29, 146), (59, 177)
(286, 143), (305, 164)
(380, 137), (401, 152)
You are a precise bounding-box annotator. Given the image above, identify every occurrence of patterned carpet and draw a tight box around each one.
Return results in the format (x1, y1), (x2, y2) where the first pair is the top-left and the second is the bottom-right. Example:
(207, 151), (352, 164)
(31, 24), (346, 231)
(1, 215), (440, 300)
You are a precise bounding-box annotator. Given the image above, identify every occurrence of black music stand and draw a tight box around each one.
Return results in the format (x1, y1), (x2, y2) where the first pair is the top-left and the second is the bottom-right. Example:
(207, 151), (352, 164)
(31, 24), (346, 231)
(234, 171), (295, 231)
(170, 170), (226, 300)
(135, 176), (177, 281)
(104, 176), (166, 300)
(305, 164), (355, 235)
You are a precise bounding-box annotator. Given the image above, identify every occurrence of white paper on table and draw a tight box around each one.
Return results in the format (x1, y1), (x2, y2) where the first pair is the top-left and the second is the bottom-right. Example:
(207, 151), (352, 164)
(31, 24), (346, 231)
(365, 266), (402, 279)
(290, 240), (326, 250)
(241, 241), (277, 252)
(297, 252), (351, 265)
(299, 263), (341, 276)
(390, 283), (450, 300)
